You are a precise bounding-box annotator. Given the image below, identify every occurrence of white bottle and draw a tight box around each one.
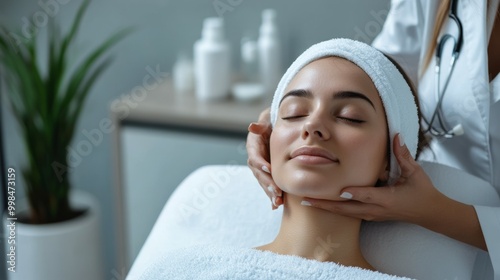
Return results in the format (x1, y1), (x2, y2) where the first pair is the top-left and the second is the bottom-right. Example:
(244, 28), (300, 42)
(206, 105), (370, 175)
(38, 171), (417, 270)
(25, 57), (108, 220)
(194, 17), (231, 101)
(258, 9), (281, 95)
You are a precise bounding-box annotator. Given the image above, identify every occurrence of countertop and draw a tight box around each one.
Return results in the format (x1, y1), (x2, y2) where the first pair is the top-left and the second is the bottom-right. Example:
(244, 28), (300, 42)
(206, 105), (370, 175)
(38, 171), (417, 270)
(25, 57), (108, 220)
(112, 79), (271, 134)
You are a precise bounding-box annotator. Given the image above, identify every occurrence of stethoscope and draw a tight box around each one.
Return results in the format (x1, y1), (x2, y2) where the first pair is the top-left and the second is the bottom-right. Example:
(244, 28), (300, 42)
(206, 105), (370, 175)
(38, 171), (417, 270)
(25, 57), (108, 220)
(422, 0), (465, 138)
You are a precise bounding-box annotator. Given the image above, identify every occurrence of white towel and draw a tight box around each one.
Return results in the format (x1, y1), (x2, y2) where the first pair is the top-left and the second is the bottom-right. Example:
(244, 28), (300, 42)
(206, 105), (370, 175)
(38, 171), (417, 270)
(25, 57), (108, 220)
(139, 244), (413, 280)
(270, 38), (419, 183)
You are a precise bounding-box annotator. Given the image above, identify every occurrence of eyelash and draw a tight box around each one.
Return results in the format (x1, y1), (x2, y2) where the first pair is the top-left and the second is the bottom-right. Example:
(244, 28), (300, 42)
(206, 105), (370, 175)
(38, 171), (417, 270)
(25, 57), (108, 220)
(281, 115), (307, 120)
(337, 117), (365, 124)
(281, 115), (365, 124)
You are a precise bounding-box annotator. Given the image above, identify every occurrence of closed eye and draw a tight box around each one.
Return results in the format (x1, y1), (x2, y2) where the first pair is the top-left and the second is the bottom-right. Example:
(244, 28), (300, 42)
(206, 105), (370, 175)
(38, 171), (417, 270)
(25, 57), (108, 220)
(281, 115), (308, 120)
(337, 117), (365, 124)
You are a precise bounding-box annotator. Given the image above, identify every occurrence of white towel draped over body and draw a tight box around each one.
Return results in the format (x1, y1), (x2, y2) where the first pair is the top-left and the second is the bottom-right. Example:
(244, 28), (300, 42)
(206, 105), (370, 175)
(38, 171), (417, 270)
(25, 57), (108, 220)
(139, 245), (412, 280)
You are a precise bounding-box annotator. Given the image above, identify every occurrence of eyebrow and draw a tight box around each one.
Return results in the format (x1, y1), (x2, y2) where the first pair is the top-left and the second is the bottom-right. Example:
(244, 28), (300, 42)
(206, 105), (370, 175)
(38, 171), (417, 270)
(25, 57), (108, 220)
(334, 91), (375, 110)
(279, 89), (312, 106)
(280, 89), (376, 110)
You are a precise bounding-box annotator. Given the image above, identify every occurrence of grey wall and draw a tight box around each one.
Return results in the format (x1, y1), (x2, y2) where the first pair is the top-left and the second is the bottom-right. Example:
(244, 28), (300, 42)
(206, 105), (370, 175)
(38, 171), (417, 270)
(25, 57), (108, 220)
(0, 0), (390, 278)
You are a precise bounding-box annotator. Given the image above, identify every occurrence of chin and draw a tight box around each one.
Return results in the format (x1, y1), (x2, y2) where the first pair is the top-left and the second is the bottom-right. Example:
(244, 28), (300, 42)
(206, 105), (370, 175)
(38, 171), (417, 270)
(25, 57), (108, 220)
(279, 179), (344, 201)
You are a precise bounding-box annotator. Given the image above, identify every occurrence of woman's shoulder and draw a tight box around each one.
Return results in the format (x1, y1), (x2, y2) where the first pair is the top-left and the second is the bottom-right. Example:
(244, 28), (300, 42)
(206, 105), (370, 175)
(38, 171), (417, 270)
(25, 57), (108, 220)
(139, 244), (413, 280)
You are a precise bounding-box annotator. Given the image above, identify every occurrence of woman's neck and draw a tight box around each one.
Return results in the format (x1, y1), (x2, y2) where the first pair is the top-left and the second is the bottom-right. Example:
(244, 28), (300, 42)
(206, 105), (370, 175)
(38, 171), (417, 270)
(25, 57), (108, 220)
(256, 193), (373, 270)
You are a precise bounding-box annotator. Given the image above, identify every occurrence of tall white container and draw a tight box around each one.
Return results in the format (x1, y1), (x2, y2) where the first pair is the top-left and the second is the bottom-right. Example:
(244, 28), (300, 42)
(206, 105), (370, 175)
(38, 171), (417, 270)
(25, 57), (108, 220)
(258, 9), (281, 95)
(194, 17), (231, 101)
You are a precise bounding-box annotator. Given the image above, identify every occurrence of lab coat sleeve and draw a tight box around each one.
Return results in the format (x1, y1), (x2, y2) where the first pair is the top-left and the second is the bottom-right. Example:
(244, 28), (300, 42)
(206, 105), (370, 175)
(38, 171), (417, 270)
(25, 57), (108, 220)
(474, 205), (500, 280)
(371, 0), (424, 86)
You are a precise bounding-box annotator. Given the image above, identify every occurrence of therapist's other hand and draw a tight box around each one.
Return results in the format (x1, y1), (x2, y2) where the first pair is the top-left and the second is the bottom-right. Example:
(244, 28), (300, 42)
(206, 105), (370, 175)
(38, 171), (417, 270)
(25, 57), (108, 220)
(302, 134), (445, 224)
(247, 108), (283, 210)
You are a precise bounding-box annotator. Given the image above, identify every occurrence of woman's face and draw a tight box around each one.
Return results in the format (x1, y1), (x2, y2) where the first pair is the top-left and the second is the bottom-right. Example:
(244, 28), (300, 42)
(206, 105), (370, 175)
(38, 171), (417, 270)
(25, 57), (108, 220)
(270, 57), (388, 200)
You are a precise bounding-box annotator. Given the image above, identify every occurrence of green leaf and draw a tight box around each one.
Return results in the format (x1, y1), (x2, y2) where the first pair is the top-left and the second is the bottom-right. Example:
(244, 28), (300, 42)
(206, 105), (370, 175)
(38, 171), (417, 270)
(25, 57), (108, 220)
(66, 57), (114, 141)
(58, 0), (90, 69)
(55, 27), (131, 121)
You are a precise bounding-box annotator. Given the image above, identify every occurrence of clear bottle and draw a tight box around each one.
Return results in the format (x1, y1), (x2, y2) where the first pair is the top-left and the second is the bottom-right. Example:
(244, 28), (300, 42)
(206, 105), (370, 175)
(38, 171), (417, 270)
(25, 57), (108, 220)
(172, 52), (194, 93)
(240, 37), (259, 83)
(232, 37), (265, 102)
(258, 9), (281, 95)
(194, 17), (231, 101)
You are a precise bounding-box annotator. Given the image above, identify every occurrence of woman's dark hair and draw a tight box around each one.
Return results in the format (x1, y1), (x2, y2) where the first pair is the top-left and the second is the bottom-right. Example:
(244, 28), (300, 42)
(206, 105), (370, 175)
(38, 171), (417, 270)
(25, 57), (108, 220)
(383, 53), (429, 159)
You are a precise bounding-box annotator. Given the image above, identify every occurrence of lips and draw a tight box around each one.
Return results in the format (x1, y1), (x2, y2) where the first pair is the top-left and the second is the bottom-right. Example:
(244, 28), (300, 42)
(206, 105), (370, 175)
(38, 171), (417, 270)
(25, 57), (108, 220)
(290, 146), (339, 164)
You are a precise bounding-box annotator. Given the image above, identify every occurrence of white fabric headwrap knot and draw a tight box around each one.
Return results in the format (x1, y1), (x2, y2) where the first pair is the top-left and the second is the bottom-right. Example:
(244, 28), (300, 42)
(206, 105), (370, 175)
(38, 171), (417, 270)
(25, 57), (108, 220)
(270, 38), (419, 184)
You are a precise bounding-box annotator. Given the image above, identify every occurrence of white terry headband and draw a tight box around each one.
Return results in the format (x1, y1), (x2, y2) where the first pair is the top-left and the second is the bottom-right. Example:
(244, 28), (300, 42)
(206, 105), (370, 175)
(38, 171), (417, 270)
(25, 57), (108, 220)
(270, 38), (419, 184)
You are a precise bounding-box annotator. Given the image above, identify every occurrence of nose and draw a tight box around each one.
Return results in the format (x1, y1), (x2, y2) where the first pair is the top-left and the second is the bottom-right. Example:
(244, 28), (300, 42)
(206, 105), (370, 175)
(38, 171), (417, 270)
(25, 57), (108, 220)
(302, 113), (331, 140)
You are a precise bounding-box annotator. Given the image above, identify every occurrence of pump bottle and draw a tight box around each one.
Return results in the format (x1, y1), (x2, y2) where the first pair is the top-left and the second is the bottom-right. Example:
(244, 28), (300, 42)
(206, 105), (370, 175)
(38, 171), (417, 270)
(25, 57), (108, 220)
(258, 9), (281, 95)
(194, 17), (231, 101)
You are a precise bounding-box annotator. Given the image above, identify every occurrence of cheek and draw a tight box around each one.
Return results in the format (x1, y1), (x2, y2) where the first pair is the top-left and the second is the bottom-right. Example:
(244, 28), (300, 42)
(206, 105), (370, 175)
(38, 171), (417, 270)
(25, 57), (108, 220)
(338, 129), (387, 180)
(270, 125), (299, 188)
(269, 125), (296, 162)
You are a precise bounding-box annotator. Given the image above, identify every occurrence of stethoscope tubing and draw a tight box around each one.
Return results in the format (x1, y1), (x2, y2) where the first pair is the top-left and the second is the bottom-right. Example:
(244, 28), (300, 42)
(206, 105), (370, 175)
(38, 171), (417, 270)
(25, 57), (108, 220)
(422, 0), (463, 138)
(422, 53), (458, 138)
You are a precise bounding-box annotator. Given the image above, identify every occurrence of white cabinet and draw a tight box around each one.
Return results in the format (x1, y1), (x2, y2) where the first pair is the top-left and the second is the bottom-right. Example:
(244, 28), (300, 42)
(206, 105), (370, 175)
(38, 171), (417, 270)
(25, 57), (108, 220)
(112, 79), (268, 272)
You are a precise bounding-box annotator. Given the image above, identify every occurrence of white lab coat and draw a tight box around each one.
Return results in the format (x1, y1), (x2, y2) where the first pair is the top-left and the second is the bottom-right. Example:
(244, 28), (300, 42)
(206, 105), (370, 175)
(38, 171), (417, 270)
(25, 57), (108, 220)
(372, 0), (500, 279)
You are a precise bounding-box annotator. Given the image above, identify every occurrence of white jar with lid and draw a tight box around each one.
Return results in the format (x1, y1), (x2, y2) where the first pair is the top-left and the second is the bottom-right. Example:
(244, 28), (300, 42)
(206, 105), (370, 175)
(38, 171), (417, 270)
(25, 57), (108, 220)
(194, 17), (231, 101)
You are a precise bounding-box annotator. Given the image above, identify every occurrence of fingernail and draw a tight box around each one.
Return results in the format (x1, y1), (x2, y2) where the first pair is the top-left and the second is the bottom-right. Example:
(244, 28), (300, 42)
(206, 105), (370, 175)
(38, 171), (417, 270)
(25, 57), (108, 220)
(267, 185), (275, 195)
(301, 200), (312, 206)
(272, 196), (277, 206)
(340, 192), (353, 199)
(398, 133), (405, 147)
(262, 165), (270, 173)
(277, 189), (283, 197)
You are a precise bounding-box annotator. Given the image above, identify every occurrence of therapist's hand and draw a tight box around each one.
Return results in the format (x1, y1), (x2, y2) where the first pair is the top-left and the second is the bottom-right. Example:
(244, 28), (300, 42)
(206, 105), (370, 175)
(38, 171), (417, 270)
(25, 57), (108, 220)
(302, 134), (445, 224)
(247, 107), (283, 210)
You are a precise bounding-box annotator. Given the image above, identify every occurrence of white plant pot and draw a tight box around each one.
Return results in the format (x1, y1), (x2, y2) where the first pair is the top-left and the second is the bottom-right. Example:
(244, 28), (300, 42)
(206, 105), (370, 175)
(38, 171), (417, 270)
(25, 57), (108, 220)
(4, 190), (104, 280)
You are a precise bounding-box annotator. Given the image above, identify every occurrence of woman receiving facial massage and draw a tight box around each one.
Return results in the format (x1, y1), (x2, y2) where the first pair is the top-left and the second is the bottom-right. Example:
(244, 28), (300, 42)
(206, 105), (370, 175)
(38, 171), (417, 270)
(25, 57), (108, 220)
(139, 38), (424, 279)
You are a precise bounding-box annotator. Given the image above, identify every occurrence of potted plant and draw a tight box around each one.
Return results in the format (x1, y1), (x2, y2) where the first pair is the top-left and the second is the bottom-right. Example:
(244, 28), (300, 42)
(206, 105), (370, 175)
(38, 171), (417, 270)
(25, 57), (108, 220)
(0, 0), (129, 279)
